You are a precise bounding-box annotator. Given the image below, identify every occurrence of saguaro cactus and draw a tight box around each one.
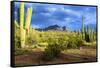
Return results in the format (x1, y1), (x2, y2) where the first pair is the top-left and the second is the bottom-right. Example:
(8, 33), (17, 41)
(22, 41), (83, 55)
(17, 2), (33, 48)
(19, 2), (25, 48)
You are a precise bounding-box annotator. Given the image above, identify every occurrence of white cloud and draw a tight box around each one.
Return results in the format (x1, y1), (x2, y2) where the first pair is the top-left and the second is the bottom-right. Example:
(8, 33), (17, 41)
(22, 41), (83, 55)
(64, 17), (73, 23)
(31, 24), (42, 28)
(46, 5), (65, 12)
(40, 12), (51, 16)
(47, 7), (57, 12)
(63, 8), (82, 18)
(84, 13), (96, 25)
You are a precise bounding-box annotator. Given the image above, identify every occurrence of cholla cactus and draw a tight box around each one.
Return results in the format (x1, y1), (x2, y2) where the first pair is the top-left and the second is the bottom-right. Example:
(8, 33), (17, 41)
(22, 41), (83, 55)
(17, 2), (33, 48)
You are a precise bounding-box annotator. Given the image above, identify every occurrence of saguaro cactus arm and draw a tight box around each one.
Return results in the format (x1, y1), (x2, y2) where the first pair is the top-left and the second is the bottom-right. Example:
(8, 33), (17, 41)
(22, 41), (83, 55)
(25, 7), (33, 35)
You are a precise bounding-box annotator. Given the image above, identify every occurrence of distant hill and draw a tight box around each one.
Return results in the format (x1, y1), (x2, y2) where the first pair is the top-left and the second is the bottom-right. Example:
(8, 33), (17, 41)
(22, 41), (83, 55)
(35, 25), (65, 31)
(44, 25), (63, 31)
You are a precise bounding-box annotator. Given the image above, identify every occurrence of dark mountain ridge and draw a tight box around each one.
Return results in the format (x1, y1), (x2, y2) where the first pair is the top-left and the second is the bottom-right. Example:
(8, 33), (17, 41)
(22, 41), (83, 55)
(35, 24), (65, 31)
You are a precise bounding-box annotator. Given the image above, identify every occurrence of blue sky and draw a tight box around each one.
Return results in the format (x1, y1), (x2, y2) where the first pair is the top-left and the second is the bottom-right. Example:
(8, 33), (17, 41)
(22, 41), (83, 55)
(14, 2), (97, 31)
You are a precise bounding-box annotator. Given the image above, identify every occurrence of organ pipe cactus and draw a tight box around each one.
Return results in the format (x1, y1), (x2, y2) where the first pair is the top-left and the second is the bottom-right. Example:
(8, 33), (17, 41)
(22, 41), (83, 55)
(18, 2), (33, 48)
(84, 25), (96, 42)
(84, 26), (90, 42)
(82, 16), (85, 40)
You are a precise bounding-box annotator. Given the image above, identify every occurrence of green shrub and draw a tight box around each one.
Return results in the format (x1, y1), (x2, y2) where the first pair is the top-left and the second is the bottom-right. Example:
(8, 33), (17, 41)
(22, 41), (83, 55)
(43, 34), (69, 60)
(15, 48), (28, 56)
(25, 35), (36, 46)
(44, 43), (62, 60)
(15, 36), (21, 48)
(67, 34), (82, 48)
(15, 28), (21, 48)
(38, 42), (48, 47)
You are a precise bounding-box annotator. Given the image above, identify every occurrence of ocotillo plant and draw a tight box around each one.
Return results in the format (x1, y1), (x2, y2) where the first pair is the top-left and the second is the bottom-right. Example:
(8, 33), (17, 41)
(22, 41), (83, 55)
(18, 2), (33, 48)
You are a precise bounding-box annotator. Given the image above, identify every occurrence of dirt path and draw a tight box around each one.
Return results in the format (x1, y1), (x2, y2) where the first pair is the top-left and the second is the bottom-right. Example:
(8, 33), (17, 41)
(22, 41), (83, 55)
(15, 50), (97, 66)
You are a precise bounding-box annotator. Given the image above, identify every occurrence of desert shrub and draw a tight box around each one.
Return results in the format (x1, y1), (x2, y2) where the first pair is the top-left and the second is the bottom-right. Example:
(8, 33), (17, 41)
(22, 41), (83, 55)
(15, 37), (21, 48)
(15, 48), (29, 56)
(15, 27), (21, 48)
(44, 43), (62, 60)
(38, 42), (48, 47)
(33, 45), (37, 48)
(43, 35), (69, 60)
(57, 36), (69, 49)
(25, 30), (41, 47)
(25, 35), (36, 46)
(67, 34), (83, 48)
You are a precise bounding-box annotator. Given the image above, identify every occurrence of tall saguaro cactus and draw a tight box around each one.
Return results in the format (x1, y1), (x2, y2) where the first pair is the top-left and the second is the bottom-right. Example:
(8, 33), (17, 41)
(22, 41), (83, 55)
(19, 2), (25, 48)
(18, 2), (33, 48)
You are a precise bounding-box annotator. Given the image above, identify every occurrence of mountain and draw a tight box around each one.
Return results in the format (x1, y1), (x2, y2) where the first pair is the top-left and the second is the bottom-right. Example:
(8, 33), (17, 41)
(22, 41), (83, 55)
(35, 24), (64, 31)
(44, 25), (62, 31)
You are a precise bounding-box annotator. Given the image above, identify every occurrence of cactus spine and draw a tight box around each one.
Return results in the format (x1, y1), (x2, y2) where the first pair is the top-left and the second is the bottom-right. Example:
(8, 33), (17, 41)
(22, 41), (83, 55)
(18, 2), (32, 48)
